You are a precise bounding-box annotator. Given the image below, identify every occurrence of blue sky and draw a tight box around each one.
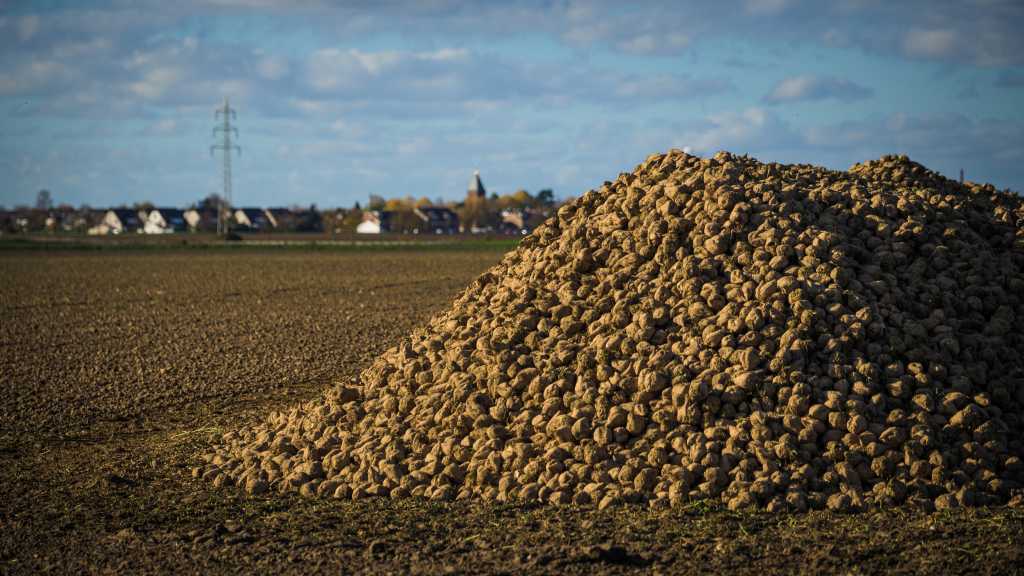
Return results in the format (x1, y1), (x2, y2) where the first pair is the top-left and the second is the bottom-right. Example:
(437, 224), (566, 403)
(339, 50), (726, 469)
(1, 0), (1022, 209)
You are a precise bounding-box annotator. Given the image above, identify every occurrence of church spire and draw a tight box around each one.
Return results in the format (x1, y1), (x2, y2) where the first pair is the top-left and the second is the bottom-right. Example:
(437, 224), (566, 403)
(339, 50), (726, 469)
(467, 169), (486, 202)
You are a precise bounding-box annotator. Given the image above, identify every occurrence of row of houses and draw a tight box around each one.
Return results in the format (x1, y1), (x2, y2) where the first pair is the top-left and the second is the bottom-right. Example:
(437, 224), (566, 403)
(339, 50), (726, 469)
(0, 207), (94, 234)
(4, 172), (555, 236)
(4, 204), (556, 237)
(0, 206), (323, 235)
(0, 203), (546, 236)
(355, 206), (458, 234)
(88, 207), (315, 234)
(95, 203), (547, 236)
(353, 171), (551, 235)
(353, 206), (547, 235)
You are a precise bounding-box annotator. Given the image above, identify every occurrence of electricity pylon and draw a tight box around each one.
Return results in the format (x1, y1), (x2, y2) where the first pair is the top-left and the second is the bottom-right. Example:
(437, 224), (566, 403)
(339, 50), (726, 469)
(211, 97), (241, 236)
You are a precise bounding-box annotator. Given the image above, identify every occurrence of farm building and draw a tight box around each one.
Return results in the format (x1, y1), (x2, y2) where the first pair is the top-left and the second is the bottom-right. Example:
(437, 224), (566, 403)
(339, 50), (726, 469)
(144, 208), (187, 234)
(414, 206), (459, 234)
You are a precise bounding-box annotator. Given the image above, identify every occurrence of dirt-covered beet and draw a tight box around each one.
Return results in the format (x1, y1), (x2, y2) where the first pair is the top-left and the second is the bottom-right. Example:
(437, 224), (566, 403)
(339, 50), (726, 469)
(201, 150), (1024, 512)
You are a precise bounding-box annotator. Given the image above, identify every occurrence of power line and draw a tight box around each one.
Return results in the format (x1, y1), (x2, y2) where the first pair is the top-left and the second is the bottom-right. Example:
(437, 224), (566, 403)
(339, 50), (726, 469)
(211, 97), (241, 236)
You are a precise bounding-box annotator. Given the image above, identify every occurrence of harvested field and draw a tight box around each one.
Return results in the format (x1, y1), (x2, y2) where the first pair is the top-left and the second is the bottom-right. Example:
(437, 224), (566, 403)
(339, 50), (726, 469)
(0, 249), (504, 437)
(1, 247), (1022, 574)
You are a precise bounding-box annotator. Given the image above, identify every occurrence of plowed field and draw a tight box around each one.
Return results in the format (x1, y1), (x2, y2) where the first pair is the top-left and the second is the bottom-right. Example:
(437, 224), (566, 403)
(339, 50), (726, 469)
(1, 248), (1021, 574)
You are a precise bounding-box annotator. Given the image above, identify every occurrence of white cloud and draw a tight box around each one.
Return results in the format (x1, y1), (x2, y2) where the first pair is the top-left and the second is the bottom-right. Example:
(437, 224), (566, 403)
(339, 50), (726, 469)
(213, 79), (249, 99)
(127, 67), (182, 99)
(0, 58), (70, 95)
(769, 76), (816, 101)
(612, 73), (732, 100)
(0, 75), (18, 94)
(681, 107), (782, 154)
(256, 54), (289, 80)
(821, 27), (849, 47)
(29, 60), (61, 78)
(328, 118), (366, 139)
(618, 35), (656, 54)
(397, 136), (432, 156)
(744, 0), (795, 15)
(289, 98), (329, 113)
(763, 74), (873, 103)
(305, 47), (474, 95)
(561, 1), (612, 46)
(557, 0), (610, 46)
(51, 37), (112, 59)
(306, 50), (356, 91)
(17, 15), (39, 42)
(350, 49), (402, 75)
(145, 118), (178, 136)
(307, 48), (409, 90)
(409, 72), (461, 92)
(903, 28), (957, 59)
(462, 99), (503, 113)
(418, 48), (468, 62)
(202, 0), (326, 6)
(617, 32), (689, 55)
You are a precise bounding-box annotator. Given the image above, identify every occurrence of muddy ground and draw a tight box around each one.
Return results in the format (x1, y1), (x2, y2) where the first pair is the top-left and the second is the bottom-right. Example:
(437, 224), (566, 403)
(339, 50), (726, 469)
(1, 248), (1021, 575)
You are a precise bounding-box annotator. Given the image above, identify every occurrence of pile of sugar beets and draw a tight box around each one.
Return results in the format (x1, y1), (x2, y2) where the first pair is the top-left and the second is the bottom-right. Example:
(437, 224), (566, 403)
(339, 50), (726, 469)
(197, 150), (1024, 512)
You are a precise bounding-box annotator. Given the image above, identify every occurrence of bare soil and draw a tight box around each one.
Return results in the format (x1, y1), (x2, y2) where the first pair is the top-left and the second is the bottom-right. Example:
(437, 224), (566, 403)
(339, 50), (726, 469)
(1, 248), (1021, 575)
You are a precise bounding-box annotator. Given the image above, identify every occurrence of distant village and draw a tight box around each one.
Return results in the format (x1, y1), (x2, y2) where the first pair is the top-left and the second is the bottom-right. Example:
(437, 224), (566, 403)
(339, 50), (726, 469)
(0, 171), (560, 236)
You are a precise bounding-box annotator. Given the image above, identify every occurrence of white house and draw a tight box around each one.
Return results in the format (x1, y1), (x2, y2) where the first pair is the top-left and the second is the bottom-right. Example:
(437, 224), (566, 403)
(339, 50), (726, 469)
(356, 211), (395, 233)
(143, 208), (187, 234)
(234, 207), (273, 231)
(90, 209), (145, 235)
(184, 209), (202, 230)
(413, 206), (459, 234)
(356, 211), (383, 234)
